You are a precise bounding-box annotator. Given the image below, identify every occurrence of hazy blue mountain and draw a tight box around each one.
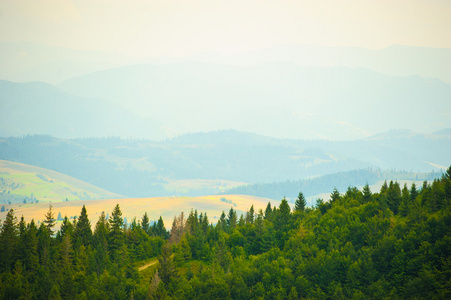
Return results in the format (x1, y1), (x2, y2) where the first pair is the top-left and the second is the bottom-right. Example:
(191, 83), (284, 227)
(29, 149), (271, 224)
(0, 130), (448, 197)
(59, 62), (451, 140)
(3, 42), (449, 85)
(0, 80), (166, 140)
(0, 42), (133, 84)
(190, 44), (451, 83)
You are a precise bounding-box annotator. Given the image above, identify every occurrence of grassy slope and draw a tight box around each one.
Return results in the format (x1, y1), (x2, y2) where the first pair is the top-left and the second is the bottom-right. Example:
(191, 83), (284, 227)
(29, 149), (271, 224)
(0, 194), (276, 230)
(0, 159), (122, 203)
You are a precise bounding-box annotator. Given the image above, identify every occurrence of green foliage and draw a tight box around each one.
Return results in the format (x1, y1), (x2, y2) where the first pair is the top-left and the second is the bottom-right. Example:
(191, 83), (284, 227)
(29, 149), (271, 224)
(74, 205), (92, 248)
(294, 191), (306, 213)
(1, 169), (451, 299)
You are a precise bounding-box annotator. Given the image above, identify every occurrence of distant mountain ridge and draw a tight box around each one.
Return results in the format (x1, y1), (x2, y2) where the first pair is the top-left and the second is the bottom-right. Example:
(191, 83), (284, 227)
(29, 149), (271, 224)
(57, 61), (451, 140)
(1, 42), (450, 83)
(0, 79), (166, 140)
(0, 130), (448, 198)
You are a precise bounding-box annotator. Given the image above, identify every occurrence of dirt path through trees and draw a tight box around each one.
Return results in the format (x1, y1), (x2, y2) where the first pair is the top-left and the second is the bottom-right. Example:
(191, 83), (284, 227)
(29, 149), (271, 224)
(138, 260), (158, 271)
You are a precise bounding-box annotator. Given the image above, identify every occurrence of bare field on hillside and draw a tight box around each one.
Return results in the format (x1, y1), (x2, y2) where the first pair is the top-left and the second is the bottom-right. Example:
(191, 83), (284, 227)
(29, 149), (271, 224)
(0, 194), (276, 229)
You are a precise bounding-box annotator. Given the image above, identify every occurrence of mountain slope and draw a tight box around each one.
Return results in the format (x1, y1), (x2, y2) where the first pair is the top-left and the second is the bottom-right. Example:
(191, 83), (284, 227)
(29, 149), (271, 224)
(0, 130), (448, 198)
(58, 62), (451, 140)
(0, 159), (122, 204)
(0, 80), (166, 140)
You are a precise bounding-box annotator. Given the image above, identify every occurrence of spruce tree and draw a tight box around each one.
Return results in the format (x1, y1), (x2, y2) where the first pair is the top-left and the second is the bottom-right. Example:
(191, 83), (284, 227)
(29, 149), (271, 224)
(109, 204), (124, 253)
(330, 188), (341, 203)
(227, 207), (237, 230)
(246, 205), (255, 224)
(74, 205), (92, 247)
(156, 216), (168, 239)
(0, 209), (18, 272)
(264, 202), (273, 220)
(93, 212), (109, 275)
(362, 183), (372, 203)
(43, 204), (56, 235)
(410, 182), (418, 201)
(141, 212), (150, 235)
(294, 192), (307, 212)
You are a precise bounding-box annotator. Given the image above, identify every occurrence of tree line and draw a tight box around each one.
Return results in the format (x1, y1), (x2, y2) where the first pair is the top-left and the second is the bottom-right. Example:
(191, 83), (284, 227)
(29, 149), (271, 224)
(1, 166), (451, 299)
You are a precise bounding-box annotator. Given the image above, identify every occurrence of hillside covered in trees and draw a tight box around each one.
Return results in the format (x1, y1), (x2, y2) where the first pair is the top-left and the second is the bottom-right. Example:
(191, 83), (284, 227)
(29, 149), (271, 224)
(1, 167), (450, 299)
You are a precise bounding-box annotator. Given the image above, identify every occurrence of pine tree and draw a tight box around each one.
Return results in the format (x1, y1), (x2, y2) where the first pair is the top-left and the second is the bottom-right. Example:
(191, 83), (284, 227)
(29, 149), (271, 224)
(109, 204), (125, 253)
(387, 181), (402, 214)
(399, 183), (410, 217)
(158, 243), (178, 287)
(362, 183), (372, 203)
(59, 216), (74, 239)
(246, 205), (255, 224)
(141, 212), (150, 235)
(380, 181), (389, 194)
(74, 205), (92, 247)
(156, 216), (168, 239)
(22, 219), (39, 272)
(330, 188), (341, 203)
(227, 207), (237, 230)
(264, 202), (273, 220)
(0, 209), (18, 272)
(410, 182), (418, 201)
(294, 192), (307, 212)
(278, 197), (291, 226)
(93, 212), (109, 275)
(43, 204), (56, 235)
(218, 211), (227, 232)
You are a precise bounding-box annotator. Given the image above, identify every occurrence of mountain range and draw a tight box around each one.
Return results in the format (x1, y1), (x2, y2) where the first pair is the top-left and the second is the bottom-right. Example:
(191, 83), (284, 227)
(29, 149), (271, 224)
(0, 130), (449, 198)
(1, 61), (450, 140)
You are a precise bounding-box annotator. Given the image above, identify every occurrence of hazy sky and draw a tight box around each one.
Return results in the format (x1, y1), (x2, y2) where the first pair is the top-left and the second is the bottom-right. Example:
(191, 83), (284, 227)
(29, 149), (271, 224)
(1, 0), (450, 58)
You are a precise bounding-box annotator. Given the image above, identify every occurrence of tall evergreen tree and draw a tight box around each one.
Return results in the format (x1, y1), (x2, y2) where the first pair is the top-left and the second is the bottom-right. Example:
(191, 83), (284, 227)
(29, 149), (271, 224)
(0, 209), (18, 272)
(294, 192), (307, 212)
(264, 202), (273, 220)
(330, 188), (341, 203)
(44, 204), (56, 235)
(362, 183), (372, 203)
(141, 212), (150, 235)
(246, 205), (255, 224)
(399, 183), (410, 217)
(218, 211), (227, 232)
(93, 212), (109, 275)
(22, 219), (39, 272)
(58, 216), (74, 240)
(410, 182), (418, 201)
(156, 216), (168, 239)
(74, 205), (92, 247)
(227, 207), (237, 230)
(158, 243), (178, 287)
(387, 181), (402, 214)
(109, 204), (125, 254)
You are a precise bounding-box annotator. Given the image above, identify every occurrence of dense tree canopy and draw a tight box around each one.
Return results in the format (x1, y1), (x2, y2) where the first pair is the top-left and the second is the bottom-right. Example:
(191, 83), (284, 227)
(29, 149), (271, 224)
(1, 166), (451, 299)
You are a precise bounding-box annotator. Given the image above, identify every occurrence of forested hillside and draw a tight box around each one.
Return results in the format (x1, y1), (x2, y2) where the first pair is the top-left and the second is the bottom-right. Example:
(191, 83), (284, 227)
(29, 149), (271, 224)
(1, 167), (450, 299)
(0, 131), (449, 198)
(226, 168), (441, 202)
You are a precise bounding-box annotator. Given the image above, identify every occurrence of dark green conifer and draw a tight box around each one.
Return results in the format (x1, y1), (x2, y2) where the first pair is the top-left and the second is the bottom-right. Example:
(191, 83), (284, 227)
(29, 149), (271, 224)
(141, 212), (150, 235)
(43, 204), (56, 235)
(294, 192), (307, 212)
(74, 205), (92, 247)
(0, 209), (18, 272)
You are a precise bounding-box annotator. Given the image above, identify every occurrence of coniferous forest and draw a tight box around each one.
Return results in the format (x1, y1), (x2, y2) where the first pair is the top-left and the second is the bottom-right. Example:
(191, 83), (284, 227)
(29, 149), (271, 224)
(1, 167), (451, 299)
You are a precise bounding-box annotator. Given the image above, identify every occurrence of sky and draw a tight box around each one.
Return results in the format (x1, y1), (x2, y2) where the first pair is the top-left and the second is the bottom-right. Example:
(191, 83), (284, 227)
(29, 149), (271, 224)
(0, 0), (450, 140)
(1, 0), (451, 59)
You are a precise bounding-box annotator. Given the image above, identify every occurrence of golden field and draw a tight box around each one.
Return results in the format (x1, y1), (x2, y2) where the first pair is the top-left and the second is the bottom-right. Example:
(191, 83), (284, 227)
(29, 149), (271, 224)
(0, 194), (278, 230)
